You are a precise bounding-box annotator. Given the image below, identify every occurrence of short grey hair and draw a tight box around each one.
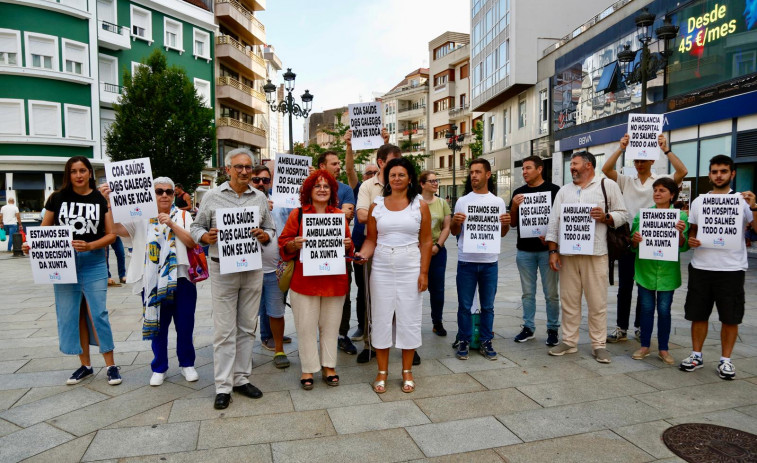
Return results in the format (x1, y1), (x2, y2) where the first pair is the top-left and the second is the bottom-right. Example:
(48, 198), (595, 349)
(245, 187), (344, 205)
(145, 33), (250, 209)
(153, 177), (175, 189)
(364, 163), (378, 170)
(225, 148), (255, 167)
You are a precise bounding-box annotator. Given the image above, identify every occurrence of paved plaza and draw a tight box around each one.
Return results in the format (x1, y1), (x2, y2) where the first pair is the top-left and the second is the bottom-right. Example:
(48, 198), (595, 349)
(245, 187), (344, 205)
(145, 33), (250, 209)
(0, 235), (756, 462)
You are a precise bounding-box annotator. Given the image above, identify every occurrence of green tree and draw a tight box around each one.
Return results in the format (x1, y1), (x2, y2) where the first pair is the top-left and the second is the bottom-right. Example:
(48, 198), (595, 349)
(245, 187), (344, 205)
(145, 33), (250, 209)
(469, 120), (484, 161)
(105, 49), (215, 194)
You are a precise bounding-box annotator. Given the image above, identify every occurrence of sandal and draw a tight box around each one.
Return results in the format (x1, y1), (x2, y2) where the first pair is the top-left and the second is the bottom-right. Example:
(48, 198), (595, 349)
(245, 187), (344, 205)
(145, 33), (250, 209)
(401, 369), (415, 393)
(300, 376), (314, 390)
(372, 370), (387, 394)
(322, 368), (339, 387)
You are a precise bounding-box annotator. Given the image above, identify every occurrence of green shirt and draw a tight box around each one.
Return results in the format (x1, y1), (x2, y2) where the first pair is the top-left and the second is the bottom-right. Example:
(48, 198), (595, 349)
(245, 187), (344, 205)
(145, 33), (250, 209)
(631, 205), (689, 291)
(426, 197), (451, 243)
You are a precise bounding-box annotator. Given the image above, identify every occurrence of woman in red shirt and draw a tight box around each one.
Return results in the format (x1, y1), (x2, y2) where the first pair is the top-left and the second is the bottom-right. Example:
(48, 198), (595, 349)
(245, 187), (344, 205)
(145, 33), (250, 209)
(279, 170), (353, 390)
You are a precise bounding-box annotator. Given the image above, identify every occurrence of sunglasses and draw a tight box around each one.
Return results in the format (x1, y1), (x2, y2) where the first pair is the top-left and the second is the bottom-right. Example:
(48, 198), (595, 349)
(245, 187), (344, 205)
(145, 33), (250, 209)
(155, 188), (174, 196)
(251, 177), (271, 184)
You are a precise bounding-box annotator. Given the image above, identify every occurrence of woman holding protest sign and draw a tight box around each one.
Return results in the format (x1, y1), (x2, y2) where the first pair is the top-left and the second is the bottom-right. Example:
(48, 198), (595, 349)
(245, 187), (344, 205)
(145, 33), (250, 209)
(629, 177), (688, 364)
(279, 170), (353, 390)
(418, 171), (451, 336)
(24, 156), (121, 386)
(102, 177), (200, 386)
(356, 158), (432, 393)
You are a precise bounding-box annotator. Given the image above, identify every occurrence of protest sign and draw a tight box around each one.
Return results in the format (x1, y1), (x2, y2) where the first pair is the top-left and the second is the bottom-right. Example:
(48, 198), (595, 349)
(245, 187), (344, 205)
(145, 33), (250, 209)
(105, 157), (158, 223)
(348, 102), (383, 150)
(271, 153), (311, 208)
(301, 213), (346, 276)
(27, 226), (77, 284)
(638, 208), (680, 261)
(559, 203), (596, 255)
(462, 200), (502, 254)
(695, 194), (743, 250)
(627, 113), (664, 160)
(519, 192), (551, 237)
(215, 206), (262, 274)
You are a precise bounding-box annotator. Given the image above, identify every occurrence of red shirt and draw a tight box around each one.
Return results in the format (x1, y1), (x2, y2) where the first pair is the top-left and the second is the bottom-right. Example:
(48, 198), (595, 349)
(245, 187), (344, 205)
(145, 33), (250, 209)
(278, 204), (354, 297)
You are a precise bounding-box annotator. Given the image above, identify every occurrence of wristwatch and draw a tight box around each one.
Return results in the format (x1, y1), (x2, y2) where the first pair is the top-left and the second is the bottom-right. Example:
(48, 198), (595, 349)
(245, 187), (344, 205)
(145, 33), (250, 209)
(549, 250), (559, 255)
(434, 242), (444, 249)
(664, 149), (672, 155)
(605, 213), (611, 222)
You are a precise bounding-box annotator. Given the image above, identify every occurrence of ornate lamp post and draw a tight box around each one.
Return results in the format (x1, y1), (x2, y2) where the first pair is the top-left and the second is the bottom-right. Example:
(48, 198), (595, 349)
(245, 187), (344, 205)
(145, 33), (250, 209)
(446, 124), (465, 202)
(263, 68), (314, 153)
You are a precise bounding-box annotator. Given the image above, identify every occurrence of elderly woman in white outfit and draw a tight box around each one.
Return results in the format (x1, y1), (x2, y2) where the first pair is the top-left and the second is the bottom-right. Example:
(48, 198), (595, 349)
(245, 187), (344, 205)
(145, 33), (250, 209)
(356, 157), (432, 393)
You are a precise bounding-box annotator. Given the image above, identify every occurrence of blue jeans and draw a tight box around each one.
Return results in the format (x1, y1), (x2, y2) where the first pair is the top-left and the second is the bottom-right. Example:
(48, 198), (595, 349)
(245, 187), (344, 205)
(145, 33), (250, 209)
(428, 247), (447, 324)
(151, 278), (197, 372)
(516, 250), (560, 331)
(106, 236), (126, 279)
(637, 285), (673, 351)
(456, 261), (498, 343)
(259, 271), (285, 340)
(4, 224), (17, 251)
(53, 248), (115, 355)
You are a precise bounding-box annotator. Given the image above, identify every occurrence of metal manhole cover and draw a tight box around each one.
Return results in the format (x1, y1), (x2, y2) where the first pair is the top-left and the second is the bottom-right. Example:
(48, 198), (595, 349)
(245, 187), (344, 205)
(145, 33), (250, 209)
(663, 423), (757, 462)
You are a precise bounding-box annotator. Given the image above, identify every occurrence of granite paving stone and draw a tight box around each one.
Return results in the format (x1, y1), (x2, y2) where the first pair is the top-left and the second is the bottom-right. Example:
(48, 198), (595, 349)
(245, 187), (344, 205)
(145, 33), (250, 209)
(0, 423), (73, 463)
(0, 389), (27, 411)
(82, 422), (199, 461)
(113, 444), (273, 462)
(665, 408), (757, 433)
(20, 433), (95, 463)
(0, 360), (27, 374)
(612, 420), (678, 459)
(406, 416), (521, 458)
(516, 374), (657, 407)
(104, 402), (173, 429)
(378, 372), (486, 402)
(414, 388), (541, 423)
(627, 365), (721, 390)
(0, 419), (21, 438)
(0, 370), (82, 391)
(403, 449), (506, 463)
(633, 380), (757, 418)
(169, 390), (293, 422)
(289, 382), (379, 412)
(327, 400), (430, 434)
(469, 362), (599, 390)
(494, 430), (654, 463)
(0, 386), (108, 427)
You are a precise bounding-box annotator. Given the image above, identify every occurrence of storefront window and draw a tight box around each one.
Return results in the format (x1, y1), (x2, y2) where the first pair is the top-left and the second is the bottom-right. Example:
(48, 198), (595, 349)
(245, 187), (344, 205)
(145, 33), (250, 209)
(699, 136), (732, 176)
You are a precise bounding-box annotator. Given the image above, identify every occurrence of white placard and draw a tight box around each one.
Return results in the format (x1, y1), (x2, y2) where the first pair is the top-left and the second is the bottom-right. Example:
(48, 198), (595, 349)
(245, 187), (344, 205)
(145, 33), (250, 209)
(271, 153), (311, 208)
(105, 158), (158, 223)
(519, 192), (551, 238)
(301, 213), (346, 276)
(559, 203), (596, 255)
(348, 102), (383, 150)
(695, 194), (743, 250)
(215, 206), (262, 274)
(627, 113), (664, 160)
(27, 226), (77, 284)
(638, 208), (680, 261)
(462, 200), (502, 254)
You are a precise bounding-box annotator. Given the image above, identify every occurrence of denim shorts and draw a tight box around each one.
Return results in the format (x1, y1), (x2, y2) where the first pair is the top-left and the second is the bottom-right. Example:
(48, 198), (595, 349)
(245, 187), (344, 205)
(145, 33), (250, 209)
(260, 271), (286, 318)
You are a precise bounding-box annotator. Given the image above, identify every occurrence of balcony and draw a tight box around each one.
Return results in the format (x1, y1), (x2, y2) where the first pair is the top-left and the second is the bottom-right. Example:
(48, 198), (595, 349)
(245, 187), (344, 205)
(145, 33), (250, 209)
(396, 105), (427, 121)
(215, 0), (265, 45)
(448, 104), (470, 119)
(217, 116), (267, 148)
(216, 76), (267, 114)
(433, 81), (455, 95)
(216, 35), (266, 79)
(397, 128), (426, 141)
(97, 20), (131, 50)
(99, 81), (122, 107)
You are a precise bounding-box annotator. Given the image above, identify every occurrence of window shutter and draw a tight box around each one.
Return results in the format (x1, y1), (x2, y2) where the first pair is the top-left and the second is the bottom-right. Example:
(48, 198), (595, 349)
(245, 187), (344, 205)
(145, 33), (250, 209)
(29, 36), (55, 56)
(0, 102), (23, 135)
(32, 104), (59, 137)
(0, 33), (16, 54)
(66, 107), (90, 139)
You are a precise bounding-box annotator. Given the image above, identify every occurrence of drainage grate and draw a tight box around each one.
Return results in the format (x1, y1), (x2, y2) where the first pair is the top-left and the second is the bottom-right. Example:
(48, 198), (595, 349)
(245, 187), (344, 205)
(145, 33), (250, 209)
(662, 423), (757, 462)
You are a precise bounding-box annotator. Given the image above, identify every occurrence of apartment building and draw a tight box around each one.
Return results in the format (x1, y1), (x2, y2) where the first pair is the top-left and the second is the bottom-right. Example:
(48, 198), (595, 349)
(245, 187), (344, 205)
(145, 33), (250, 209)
(304, 106), (348, 147)
(0, 0), (215, 218)
(381, 68), (429, 156)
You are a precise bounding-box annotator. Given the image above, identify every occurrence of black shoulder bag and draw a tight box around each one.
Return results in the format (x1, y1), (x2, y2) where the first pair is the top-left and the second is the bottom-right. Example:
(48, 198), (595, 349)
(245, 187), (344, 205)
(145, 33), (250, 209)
(601, 178), (631, 261)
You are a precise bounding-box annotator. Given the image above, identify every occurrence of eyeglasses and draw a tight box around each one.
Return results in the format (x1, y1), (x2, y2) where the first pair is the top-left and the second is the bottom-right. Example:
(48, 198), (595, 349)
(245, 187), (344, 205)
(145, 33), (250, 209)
(364, 171), (378, 177)
(155, 188), (174, 196)
(232, 165), (253, 172)
(251, 177), (271, 184)
(424, 179), (439, 184)
(313, 185), (331, 190)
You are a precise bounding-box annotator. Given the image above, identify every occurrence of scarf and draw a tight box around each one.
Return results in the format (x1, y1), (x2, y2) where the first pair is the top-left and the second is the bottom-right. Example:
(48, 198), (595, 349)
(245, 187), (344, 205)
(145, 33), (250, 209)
(142, 206), (179, 339)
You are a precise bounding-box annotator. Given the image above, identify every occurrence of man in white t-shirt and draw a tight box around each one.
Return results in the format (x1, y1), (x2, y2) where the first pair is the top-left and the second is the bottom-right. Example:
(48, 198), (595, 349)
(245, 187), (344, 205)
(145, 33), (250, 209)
(602, 133), (688, 342)
(0, 198), (22, 252)
(679, 155), (757, 380)
(450, 159), (510, 361)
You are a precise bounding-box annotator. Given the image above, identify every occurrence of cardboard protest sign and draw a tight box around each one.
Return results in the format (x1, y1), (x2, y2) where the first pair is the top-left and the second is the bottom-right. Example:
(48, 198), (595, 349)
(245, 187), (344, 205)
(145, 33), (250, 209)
(348, 102), (383, 150)
(695, 194), (743, 250)
(638, 208), (680, 261)
(215, 206), (262, 274)
(559, 203), (596, 255)
(271, 153), (311, 208)
(105, 157), (158, 223)
(519, 192), (551, 238)
(301, 213), (346, 276)
(627, 113), (664, 160)
(27, 226), (77, 284)
(462, 200), (502, 254)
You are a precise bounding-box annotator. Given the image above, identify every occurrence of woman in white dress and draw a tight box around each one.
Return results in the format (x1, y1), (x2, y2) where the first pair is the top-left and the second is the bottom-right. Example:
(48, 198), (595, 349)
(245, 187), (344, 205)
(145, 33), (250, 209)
(356, 158), (432, 393)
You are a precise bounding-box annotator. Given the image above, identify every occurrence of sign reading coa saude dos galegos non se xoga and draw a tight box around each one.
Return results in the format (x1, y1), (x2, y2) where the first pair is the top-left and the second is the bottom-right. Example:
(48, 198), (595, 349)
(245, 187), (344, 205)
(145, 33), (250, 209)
(105, 157), (158, 223)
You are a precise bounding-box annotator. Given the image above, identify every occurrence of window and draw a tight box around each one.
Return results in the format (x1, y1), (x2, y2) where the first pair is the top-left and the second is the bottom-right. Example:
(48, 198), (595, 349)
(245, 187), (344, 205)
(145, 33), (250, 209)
(131, 5), (152, 42)
(460, 121), (466, 134)
(433, 98), (451, 113)
(193, 28), (210, 60)
(0, 29), (20, 66)
(194, 78), (211, 107)
(733, 51), (756, 77)
(131, 61), (147, 79)
(97, 0), (116, 24)
(434, 73), (447, 86)
(25, 33), (58, 71)
(64, 104), (91, 139)
(460, 63), (469, 79)
(488, 115), (495, 151)
(0, 99), (25, 135)
(503, 109), (509, 146)
(518, 95), (527, 128)
(439, 156), (444, 168)
(539, 89), (548, 134)
(460, 94), (467, 108)
(99, 54), (118, 85)
(28, 101), (61, 137)
(62, 39), (88, 76)
(164, 18), (183, 52)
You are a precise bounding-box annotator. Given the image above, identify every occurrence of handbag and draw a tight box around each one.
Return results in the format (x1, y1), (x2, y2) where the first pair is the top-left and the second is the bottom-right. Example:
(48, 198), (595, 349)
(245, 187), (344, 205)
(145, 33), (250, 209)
(0, 228), (5, 241)
(601, 178), (632, 261)
(276, 208), (303, 292)
(182, 211), (208, 283)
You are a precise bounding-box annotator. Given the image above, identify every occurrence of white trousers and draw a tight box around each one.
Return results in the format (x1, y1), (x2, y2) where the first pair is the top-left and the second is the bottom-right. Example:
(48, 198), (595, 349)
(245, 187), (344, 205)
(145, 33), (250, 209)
(290, 290), (344, 374)
(370, 244), (422, 350)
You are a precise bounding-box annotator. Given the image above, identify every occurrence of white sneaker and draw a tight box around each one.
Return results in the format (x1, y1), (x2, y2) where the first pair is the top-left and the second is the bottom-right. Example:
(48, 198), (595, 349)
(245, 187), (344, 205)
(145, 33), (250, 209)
(181, 367), (199, 382)
(150, 372), (165, 386)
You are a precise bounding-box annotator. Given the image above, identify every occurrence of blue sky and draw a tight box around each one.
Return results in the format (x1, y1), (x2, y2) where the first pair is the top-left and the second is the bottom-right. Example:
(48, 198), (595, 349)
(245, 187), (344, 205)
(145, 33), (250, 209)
(257, 0), (470, 144)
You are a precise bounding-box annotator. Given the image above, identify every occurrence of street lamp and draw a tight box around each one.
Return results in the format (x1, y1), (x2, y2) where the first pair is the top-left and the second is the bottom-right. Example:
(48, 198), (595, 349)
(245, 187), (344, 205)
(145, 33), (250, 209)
(263, 68), (314, 153)
(445, 124), (465, 202)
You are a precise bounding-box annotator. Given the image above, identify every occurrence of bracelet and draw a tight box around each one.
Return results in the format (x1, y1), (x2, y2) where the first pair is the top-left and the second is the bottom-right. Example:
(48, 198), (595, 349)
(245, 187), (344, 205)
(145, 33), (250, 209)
(549, 250), (559, 255)
(751, 207), (757, 212)
(664, 149), (672, 155)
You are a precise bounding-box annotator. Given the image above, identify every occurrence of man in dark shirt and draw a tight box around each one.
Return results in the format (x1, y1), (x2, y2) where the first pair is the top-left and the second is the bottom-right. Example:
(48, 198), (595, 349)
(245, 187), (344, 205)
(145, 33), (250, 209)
(174, 184), (193, 211)
(508, 156), (562, 346)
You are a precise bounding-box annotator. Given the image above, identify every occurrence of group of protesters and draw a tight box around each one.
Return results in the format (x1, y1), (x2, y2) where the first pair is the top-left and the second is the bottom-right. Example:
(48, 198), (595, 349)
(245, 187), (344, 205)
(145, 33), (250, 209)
(25, 128), (757, 411)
